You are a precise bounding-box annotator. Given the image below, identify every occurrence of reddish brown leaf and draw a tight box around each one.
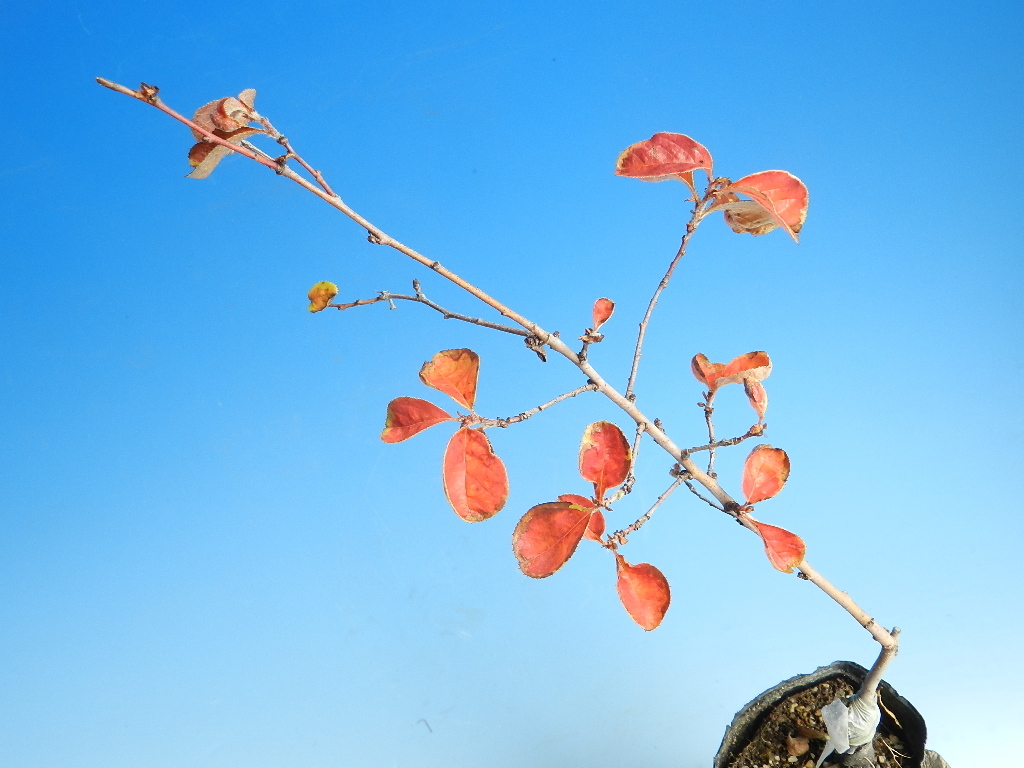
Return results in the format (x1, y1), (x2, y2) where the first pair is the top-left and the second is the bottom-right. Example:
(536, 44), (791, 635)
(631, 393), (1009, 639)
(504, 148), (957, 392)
(512, 501), (591, 577)
(442, 428), (508, 522)
(380, 397), (454, 444)
(592, 298), (615, 331)
(419, 349), (480, 410)
(191, 99), (222, 140)
(579, 421), (631, 500)
(615, 553), (671, 630)
(753, 521), (806, 573)
(213, 96), (255, 131)
(690, 351), (772, 393)
(584, 510), (606, 542)
(722, 171), (809, 243)
(307, 281), (338, 313)
(615, 132), (713, 182)
(186, 126), (263, 180)
(744, 379), (769, 422)
(741, 444), (791, 505)
(237, 88), (257, 110)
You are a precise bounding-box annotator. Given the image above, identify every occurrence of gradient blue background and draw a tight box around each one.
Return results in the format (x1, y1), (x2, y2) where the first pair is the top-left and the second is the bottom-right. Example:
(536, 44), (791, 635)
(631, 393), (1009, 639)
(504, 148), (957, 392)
(2, 1), (1021, 766)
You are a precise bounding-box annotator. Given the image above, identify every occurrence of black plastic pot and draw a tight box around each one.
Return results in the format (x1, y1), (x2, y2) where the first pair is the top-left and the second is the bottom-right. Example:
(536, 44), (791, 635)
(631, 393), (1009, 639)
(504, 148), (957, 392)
(713, 661), (928, 768)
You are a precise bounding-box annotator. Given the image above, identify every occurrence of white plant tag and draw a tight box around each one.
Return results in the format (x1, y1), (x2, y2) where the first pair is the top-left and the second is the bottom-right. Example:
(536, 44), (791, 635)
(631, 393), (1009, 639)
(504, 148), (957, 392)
(815, 694), (882, 767)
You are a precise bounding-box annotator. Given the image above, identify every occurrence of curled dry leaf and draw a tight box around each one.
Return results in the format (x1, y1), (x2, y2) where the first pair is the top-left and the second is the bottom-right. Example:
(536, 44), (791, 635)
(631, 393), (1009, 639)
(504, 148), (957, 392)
(512, 501), (591, 578)
(307, 281), (338, 312)
(578, 421), (631, 501)
(591, 298), (615, 331)
(190, 91), (258, 140)
(690, 351), (772, 393)
(786, 734), (810, 757)
(753, 521), (806, 573)
(719, 170), (808, 243)
(186, 126), (263, 180)
(615, 553), (671, 630)
(419, 349), (479, 410)
(741, 444), (791, 504)
(381, 397), (454, 444)
(744, 379), (768, 422)
(615, 132), (713, 182)
(442, 428), (509, 522)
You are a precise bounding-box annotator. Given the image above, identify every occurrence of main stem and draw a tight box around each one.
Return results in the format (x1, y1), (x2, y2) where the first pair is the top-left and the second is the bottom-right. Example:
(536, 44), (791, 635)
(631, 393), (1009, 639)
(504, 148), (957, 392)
(98, 78), (899, 665)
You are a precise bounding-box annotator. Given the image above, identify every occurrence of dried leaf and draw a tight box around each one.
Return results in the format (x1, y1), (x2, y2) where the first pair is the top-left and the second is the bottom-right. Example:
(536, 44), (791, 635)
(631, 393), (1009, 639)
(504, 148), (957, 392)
(615, 132), (713, 182)
(442, 428), (509, 522)
(718, 197), (780, 237)
(512, 501), (591, 578)
(723, 170), (809, 243)
(584, 509), (606, 542)
(753, 521), (806, 573)
(381, 397), (454, 443)
(744, 379), (768, 422)
(186, 126), (263, 180)
(786, 734), (810, 757)
(213, 96), (256, 132)
(237, 88), (257, 110)
(578, 421), (631, 500)
(191, 99), (222, 140)
(615, 553), (671, 630)
(690, 351), (772, 393)
(307, 281), (338, 312)
(419, 349), (480, 410)
(741, 444), (791, 504)
(592, 298), (615, 331)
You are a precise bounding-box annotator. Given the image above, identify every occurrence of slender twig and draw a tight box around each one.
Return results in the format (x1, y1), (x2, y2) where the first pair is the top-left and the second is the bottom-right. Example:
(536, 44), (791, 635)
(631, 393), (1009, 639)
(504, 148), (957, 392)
(479, 383), (598, 427)
(606, 421), (648, 504)
(623, 187), (721, 401)
(98, 80), (899, 668)
(682, 426), (760, 454)
(702, 390), (718, 476)
(253, 113), (339, 197)
(606, 477), (685, 546)
(329, 290), (529, 336)
(683, 478), (724, 510)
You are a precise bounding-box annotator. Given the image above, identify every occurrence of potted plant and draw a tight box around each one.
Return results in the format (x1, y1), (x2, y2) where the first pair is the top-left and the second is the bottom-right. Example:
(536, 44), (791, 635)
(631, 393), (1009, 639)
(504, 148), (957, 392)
(96, 78), (952, 767)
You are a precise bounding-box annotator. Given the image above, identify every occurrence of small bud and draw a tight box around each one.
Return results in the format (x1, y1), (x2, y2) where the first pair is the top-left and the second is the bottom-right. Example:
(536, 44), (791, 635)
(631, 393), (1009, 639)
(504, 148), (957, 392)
(307, 281), (338, 312)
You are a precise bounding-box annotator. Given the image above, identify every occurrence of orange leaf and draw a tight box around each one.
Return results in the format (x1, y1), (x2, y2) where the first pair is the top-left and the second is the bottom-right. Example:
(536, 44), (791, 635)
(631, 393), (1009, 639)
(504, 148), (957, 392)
(690, 351), (771, 393)
(191, 91), (257, 140)
(512, 501), (591, 578)
(721, 171), (808, 243)
(419, 349), (480, 410)
(442, 428), (508, 522)
(579, 421), (631, 500)
(744, 379), (769, 422)
(592, 298), (615, 331)
(381, 397), (453, 443)
(753, 521), (806, 573)
(741, 444), (791, 504)
(615, 553), (671, 630)
(307, 281), (338, 313)
(584, 509), (606, 542)
(615, 132), (713, 182)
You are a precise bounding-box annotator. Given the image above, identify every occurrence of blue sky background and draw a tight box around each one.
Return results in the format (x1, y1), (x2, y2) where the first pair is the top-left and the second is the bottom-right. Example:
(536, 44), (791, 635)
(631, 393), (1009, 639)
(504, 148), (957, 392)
(2, 1), (1022, 766)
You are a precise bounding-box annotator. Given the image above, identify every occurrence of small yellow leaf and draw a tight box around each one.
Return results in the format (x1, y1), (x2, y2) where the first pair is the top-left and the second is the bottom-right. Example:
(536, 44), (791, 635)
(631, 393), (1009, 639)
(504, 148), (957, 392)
(307, 281), (338, 312)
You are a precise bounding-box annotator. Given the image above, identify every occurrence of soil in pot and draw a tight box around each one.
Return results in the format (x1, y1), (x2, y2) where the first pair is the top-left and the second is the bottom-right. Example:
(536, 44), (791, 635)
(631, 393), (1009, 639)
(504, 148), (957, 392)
(728, 677), (912, 768)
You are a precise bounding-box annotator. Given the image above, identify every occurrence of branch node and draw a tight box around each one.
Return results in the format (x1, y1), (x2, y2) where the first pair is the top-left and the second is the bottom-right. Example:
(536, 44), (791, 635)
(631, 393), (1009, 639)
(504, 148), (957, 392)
(367, 231), (383, 245)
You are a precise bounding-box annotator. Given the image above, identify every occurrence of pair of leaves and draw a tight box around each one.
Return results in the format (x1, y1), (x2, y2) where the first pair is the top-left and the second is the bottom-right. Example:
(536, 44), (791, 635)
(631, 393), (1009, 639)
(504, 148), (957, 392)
(691, 351), (772, 421)
(381, 350), (508, 522)
(615, 132), (809, 242)
(741, 444), (805, 573)
(512, 420), (631, 579)
(187, 89), (263, 180)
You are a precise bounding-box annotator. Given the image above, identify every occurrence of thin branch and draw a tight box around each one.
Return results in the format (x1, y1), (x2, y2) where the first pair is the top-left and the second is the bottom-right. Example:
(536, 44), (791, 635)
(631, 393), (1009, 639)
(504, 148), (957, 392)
(606, 421), (648, 504)
(330, 288), (529, 336)
(482, 383), (598, 427)
(253, 113), (339, 198)
(606, 477), (685, 546)
(624, 187), (720, 401)
(682, 425), (760, 454)
(702, 390), (718, 476)
(682, 477), (725, 510)
(99, 80), (899, 669)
